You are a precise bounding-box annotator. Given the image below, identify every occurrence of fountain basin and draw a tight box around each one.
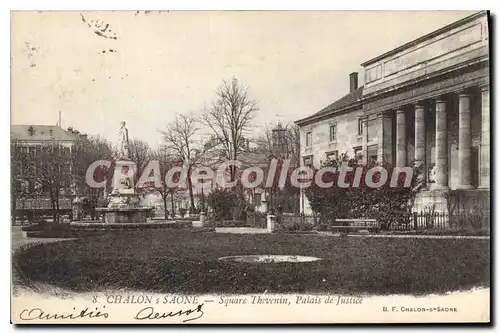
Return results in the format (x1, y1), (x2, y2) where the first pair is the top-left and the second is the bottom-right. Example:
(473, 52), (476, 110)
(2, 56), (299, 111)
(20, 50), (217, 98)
(219, 255), (322, 263)
(95, 207), (151, 224)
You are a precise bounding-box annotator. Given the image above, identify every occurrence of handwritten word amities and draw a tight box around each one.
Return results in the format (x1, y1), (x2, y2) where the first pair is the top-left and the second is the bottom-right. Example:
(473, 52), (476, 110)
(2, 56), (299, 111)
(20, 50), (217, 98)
(20, 307), (109, 321)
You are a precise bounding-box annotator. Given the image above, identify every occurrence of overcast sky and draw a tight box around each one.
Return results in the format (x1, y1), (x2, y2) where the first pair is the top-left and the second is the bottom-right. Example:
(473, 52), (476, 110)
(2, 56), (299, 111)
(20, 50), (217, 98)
(11, 10), (476, 147)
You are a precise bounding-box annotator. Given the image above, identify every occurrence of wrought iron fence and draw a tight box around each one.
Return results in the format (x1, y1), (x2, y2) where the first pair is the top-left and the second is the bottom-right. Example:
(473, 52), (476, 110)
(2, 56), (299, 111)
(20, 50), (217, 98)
(388, 211), (490, 231)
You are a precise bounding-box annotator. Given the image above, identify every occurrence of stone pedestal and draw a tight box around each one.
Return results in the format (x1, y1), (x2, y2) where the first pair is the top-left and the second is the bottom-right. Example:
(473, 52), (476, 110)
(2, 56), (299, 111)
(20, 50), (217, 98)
(267, 214), (276, 233)
(72, 197), (83, 221)
(96, 156), (150, 224)
(192, 211), (206, 228)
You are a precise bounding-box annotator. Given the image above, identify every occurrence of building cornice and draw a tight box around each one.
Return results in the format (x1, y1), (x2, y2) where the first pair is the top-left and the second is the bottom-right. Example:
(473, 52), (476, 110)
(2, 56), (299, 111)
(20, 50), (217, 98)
(360, 11), (487, 67)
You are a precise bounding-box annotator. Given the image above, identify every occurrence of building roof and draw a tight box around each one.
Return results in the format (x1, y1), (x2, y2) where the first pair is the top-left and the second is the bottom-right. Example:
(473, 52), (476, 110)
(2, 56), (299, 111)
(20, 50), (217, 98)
(11, 125), (78, 142)
(295, 86), (363, 126)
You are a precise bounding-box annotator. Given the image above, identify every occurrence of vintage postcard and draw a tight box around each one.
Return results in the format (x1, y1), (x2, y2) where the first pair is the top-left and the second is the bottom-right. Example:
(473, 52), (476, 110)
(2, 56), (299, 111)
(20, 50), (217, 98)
(10, 10), (490, 324)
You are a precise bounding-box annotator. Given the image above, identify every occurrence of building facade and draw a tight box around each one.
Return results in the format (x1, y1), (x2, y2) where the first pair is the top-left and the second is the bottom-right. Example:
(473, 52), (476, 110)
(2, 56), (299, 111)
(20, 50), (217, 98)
(296, 11), (490, 213)
(11, 125), (86, 221)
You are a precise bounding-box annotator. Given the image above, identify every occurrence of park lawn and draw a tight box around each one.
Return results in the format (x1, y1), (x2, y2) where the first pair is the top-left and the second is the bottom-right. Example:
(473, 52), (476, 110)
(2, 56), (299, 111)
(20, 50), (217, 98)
(13, 229), (490, 295)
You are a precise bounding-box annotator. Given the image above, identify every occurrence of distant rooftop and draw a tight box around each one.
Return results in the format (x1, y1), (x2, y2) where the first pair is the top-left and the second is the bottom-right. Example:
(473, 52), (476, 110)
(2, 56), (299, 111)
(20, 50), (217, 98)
(11, 125), (80, 141)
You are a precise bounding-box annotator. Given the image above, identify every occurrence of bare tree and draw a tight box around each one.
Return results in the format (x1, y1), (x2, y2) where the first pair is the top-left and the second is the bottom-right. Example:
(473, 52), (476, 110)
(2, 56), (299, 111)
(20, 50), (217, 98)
(149, 149), (182, 219)
(159, 113), (201, 212)
(255, 121), (301, 214)
(25, 142), (74, 223)
(202, 77), (258, 181)
(128, 138), (152, 196)
(73, 135), (114, 219)
(257, 121), (300, 161)
(10, 140), (33, 224)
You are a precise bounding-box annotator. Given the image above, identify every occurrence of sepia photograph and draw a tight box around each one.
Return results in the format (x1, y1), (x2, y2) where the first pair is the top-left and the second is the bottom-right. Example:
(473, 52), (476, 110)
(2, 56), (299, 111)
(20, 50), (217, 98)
(10, 9), (490, 324)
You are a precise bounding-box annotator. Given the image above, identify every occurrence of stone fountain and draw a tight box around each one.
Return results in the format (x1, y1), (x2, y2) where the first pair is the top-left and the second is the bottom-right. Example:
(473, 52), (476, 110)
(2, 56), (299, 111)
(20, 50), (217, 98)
(95, 121), (151, 224)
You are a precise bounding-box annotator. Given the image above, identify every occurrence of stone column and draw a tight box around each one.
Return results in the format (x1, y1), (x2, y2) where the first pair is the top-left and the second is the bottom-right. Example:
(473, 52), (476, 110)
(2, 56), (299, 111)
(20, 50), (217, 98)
(361, 117), (368, 165)
(414, 104), (426, 186)
(479, 86), (490, 189)
(457, 93), (473, 189)
(377, 111), (393, 164)
(395, 109), (406, 167)
(434, 99), (449, 189)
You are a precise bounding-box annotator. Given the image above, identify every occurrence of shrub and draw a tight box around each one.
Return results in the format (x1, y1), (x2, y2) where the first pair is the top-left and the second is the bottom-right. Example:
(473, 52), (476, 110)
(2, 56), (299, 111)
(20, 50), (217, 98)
(278, 221), (315, 233)
(179, 208), (187, 218)
(443, 189), (490, 230)
(304, 155), (422, 230)
(206, 188), (250, 221)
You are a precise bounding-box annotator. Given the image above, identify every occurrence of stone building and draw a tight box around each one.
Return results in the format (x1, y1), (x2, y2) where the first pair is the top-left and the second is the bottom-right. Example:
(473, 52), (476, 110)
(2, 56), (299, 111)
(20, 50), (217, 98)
(11, 124), (87, 222)
(295, 11), (490, 213)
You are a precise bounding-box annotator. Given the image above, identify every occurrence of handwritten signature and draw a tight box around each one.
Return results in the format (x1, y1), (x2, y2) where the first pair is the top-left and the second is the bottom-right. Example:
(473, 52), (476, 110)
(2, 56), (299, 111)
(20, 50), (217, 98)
(134, 303), (205, 323)
(20, 307), (109, 321)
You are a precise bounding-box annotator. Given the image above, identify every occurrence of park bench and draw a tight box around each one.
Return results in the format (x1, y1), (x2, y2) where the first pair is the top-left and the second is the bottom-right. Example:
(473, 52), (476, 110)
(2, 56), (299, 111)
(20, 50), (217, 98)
(330, 218), (380, 234)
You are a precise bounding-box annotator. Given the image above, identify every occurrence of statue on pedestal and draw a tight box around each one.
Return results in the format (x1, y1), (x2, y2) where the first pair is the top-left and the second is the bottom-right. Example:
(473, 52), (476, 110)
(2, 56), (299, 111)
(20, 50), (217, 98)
(118, 121), (130, 158)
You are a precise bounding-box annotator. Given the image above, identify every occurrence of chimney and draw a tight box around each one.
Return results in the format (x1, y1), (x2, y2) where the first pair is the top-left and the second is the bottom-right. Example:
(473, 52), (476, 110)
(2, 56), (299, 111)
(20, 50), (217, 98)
(349, 72), (358, 93)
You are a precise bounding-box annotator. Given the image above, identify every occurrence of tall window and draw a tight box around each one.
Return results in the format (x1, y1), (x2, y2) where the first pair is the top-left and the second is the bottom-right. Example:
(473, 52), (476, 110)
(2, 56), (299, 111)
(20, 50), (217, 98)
(329, 124), (337, 142)
(367, 119), (377, 142)
(305, 131), (312, 147)
(357, 118), (363, 136)
(367, 145), (378, 163)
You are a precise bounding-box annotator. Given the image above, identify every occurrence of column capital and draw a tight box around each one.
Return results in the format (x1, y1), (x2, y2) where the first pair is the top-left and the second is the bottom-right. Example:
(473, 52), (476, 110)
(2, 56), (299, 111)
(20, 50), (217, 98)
(414, 103), (425, 110)
(480, 84), (490, 92)
(458, 92), (470, 98)
(376, 110), (392, 118)
(395, 109), (406, 115)
(435, 98), (446, 106)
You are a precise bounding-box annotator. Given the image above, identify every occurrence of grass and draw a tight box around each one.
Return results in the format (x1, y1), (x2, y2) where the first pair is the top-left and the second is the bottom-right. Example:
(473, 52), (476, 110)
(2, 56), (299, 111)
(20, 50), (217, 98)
(13, 229), (490, 295)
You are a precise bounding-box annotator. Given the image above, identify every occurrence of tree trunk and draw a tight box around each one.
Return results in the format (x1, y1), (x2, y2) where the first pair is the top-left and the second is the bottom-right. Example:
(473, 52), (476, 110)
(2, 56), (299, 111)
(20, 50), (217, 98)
(55, 192), (60, 224)
(187, 166), (195, 212)
(51, 192), (57, 224)
(163, 194), (168, 219)
(170, 191), (175, 218)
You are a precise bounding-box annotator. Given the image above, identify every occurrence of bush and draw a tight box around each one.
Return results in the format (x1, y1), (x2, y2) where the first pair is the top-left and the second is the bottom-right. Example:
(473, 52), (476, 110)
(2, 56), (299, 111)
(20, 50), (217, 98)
(278, 221), (315, 233)
(206, 188), (250, 221)
(443, 189), (490, 230)
(305, 155), (422, 230)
